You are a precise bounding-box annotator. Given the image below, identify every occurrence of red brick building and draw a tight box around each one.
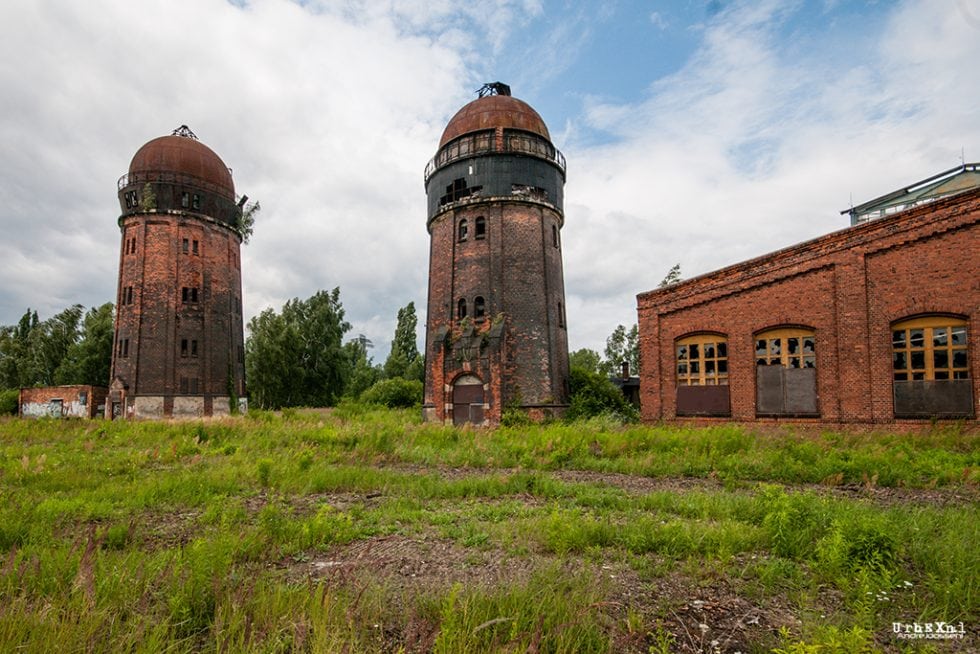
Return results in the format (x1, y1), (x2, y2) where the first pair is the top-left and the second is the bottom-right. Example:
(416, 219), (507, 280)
(108, 126), (246, 419)
(20, 385), (107, 419)
(423, 84), (570, 425)
(636, 179), (979, 424)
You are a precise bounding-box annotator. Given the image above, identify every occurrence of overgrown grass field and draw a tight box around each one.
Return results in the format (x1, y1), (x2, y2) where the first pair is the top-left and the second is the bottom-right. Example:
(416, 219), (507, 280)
(0, 408), (976, 652)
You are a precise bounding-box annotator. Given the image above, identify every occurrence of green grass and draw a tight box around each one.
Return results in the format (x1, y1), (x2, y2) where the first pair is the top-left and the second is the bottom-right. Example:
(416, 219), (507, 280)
(0, 409), (976, 652)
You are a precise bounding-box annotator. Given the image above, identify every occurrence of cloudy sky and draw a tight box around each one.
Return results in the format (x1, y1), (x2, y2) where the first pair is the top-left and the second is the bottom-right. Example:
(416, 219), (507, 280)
(1, 0), (978, 360)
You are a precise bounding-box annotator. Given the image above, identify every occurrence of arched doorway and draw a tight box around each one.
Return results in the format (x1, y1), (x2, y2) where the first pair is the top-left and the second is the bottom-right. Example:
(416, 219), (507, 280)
(452, 374), (484, 426)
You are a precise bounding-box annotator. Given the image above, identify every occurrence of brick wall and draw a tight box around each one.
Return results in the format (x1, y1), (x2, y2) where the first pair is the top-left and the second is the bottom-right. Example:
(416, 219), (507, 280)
(424, 197), (570, 424)
(111, 212), (245, 418)
(637, 188), (980, 424)
(20, 385), (107, 419)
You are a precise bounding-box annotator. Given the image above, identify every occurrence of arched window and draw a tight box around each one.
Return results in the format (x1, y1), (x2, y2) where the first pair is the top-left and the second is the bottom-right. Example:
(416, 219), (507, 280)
(892, 316), (971, 417)
(755, 327), (818, 416)
(457, 298), (467, 319)
(475, 217), (486, 240)
(675, 334), (729, 416)
(458, 219), (468, 242)
(474, 296), (486, 319)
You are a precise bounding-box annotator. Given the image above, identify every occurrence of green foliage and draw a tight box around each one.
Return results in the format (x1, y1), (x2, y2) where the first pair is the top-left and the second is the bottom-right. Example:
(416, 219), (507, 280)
(602, 323), (639, 376)
(360, 377), (423, 408)
(657, 262), (682, 287)
(383, 301), (423, 381)
(565, 366), (638, 422)
(0, 304), (114, 391)
(344, 335), (382, 398)
(0, 412), (975, 652)
(235, 198), (260, 244)
(245, 288), (352, 408)
(0, 389), (18, 415)
(53, 303), (114, 387)
(569, 348), (603, 374)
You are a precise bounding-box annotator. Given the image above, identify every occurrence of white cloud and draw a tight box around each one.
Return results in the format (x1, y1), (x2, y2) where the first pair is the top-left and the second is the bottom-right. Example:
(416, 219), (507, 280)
(0, 0), (976, 362)
(558, 0), (980, 352)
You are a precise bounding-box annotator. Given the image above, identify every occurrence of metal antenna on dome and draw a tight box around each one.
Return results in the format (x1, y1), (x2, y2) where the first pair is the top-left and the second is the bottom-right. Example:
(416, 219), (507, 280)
(477, 82), (511, 97)
(172, 125), (198, 140)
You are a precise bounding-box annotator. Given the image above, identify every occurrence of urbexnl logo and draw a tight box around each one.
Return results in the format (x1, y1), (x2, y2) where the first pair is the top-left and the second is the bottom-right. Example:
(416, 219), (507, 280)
(892, 621), (966, 640)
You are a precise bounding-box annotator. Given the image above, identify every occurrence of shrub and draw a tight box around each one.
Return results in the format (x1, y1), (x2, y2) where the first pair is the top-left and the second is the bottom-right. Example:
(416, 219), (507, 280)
(0, 389), (18, 415)
(360, 378), (423, 408)
(564, 367), (638, 422)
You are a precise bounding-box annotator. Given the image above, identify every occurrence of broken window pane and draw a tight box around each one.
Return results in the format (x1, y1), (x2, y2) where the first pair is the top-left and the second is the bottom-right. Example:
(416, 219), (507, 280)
(803, 356), (815, 368)
(705, 360), (715, 374)
(787, 337), (799, 354)
(893, 351), (907, 370)
(933, 328), (947, 347)
(704, 343), (715, 358)
(789, 357), (801, 368)
(933, 350), (949, 369)
(717, 342), (727, 358)
(910, 351), (925, 369)
(690, 361), (700, 374)
(935, 371), (949, 380)
(689, 344), (699, 360)
(676, 345), (688, 360)
(953, 370), (968, 379)
(894, 372), (907, 381)
(677, 363), (688, 375)
(951, 327), (967, 345)
(718, 360), (728, 374)
(892, 330), (905, 347)
(803, 337), (815, 353)
(769, 339), (781, 356)
(909, 329), (924, 348)
(952, 349), (968, 368)
(755, 340), (766, 357)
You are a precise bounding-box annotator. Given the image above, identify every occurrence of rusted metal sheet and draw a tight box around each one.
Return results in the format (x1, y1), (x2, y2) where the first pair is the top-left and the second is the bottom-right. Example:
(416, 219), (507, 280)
(453, 383), (484, 426)
(676, 385), (730, 416)
(894, 380), (973, 418)
(756, 366), (818, 416)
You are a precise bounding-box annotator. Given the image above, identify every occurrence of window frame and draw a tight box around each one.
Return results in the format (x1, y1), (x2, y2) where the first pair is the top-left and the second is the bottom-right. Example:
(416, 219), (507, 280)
(676, 333), (729, 386)
(755, 327), (816, 370)
(892, 316), (969, 381)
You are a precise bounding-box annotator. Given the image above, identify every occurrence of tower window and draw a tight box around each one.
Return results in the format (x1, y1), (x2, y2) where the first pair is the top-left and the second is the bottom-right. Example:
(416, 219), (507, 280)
(475, 217), (486, 240)
(124, 286), (133, 305)
(457, 298), (467, 320)
(552, 224), (559, 248)
(181, 339), (188, 357)
(192, 194), (201, 210)
(181, 287), (199, 303)
(557, 301), (564, 328)
(192, 240), (199, 255)
(191, 339), (198, 357)
(119, 338), (129, 358)
(180, 377), (188, 394)
(181, 192), (190, 208)
(474, 296), (486, 319)
(182, 238), (189, 254)
(458, 219), (468, 242)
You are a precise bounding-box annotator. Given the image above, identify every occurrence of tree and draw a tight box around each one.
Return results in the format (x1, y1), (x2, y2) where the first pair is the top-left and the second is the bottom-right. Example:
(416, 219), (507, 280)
(345, 335), (382, 399)
(245, 288), (352, 409)
(659, 263), (682, 288)
(55, 303), (114, 386)
(603, 324), (639, 377)
(24, 304), (84, 387)
(235, 199), (260, 244)
(569, 348), (603, 374)
(565, 367), (637, 422)
(384, 301), (423, 381)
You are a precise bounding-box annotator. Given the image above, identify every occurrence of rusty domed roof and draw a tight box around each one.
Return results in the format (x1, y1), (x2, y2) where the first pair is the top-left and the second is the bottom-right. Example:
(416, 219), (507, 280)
(128, 127), (234, 198)
(439, 94), (551, 148)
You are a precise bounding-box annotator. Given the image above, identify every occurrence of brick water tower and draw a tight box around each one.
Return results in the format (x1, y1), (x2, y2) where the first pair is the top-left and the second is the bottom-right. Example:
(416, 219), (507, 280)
(108, 126), (246, 419)
(423, 83), (570, 425)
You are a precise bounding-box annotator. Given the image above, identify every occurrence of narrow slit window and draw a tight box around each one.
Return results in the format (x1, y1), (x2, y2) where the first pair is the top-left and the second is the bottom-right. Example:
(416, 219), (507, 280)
(192, 240), (199, 255)
(191, 339), (198, 357)
(181, 339), (188, 357)
(182, 238), (189, 254)
(475, 217), (486, 239)
(458, 219), (468, 242)
(457, 298), (467, 319)
(474, 296), (486, 319)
